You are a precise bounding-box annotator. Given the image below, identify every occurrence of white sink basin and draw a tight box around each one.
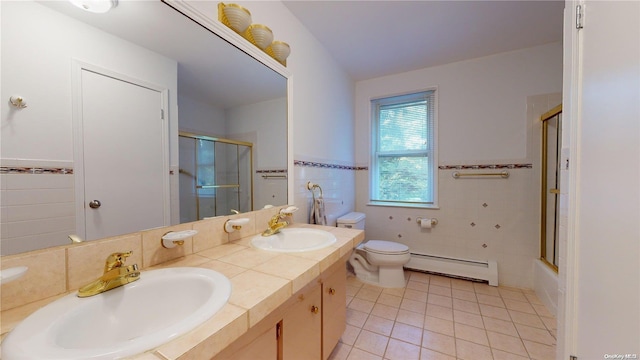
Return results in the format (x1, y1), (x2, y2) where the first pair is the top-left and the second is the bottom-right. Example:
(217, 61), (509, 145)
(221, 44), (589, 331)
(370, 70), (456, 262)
(1, 267), (231, 360)
(251, 228), (337, 252)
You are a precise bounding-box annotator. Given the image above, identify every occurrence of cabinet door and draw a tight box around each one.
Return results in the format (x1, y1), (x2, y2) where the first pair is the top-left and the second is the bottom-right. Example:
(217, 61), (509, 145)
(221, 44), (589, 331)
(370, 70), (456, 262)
(282, 285), (322, 360)
(213, 324), (277, 360)
(322, 265), (347, 360)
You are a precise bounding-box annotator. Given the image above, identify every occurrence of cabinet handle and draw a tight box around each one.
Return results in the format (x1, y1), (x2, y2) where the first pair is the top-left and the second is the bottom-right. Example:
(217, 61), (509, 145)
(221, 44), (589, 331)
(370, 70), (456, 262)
(310, 305), (319, 314)
(328, 288), (336, 295)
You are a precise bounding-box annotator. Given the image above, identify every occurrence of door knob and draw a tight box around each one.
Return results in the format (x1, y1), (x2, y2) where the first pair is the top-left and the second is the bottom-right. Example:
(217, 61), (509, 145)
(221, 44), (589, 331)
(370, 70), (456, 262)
(310, 305), (319, 314)
(89, 200), (102, 209)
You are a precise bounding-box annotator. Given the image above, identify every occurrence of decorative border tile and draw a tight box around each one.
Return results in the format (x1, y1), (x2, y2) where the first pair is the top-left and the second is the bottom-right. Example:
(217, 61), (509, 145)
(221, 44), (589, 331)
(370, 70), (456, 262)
(439, 163), (532, 170)
(0, 166), (74, 175)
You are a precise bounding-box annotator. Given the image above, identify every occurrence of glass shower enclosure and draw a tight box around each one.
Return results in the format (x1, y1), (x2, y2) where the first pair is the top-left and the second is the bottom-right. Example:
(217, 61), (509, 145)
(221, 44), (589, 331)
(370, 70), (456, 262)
(179, 132), (253, 222)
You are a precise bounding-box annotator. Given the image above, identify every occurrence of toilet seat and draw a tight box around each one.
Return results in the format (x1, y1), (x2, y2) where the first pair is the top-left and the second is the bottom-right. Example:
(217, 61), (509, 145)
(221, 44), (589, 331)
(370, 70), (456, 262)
(364, 240), (409, 255)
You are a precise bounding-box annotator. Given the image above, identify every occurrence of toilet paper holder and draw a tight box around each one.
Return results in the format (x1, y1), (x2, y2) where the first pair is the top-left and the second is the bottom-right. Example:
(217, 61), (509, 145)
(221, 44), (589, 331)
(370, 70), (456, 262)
(416, 217), (438, 226)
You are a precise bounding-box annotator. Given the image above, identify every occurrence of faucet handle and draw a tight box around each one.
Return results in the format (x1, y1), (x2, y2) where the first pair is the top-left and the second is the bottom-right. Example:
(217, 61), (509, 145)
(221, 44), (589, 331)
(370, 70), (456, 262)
(104, 251), (133, 273)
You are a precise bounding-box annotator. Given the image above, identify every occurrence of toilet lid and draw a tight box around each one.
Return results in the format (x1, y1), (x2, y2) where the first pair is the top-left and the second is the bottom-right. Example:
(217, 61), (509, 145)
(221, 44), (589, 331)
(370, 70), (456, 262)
(364, 240), (409, 254)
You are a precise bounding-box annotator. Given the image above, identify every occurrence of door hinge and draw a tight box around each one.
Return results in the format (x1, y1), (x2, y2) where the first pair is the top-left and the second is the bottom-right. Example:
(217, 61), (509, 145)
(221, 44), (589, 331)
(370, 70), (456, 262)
(576, 5), (584, 29)
(160, 109), (165, 120)
(570, 356), (578, 360)
(276, 322), (281, 339)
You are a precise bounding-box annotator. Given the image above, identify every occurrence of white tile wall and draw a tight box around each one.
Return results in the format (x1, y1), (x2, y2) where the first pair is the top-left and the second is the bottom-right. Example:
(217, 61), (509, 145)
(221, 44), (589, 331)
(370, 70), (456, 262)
(1, 161), (75, 255)
(291, 159), (356, 225)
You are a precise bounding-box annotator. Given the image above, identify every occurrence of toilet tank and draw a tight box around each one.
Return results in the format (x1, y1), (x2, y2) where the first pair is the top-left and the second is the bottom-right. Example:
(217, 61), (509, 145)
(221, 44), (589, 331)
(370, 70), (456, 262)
(336, 212), (366, 230)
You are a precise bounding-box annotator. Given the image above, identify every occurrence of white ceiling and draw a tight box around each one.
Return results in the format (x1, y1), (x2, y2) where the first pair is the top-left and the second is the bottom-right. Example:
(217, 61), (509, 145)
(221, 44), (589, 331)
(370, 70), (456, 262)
(282, 0), (565, 81)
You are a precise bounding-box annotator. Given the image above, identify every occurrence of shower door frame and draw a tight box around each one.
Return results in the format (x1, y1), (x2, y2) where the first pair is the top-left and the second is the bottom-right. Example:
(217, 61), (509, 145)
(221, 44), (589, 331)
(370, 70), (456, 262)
(179, 131), (254, 220)
(540, 104), (562, 273)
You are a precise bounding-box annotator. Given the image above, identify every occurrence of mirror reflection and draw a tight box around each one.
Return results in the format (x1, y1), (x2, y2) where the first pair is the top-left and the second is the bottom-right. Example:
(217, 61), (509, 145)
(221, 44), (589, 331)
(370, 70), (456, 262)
(0, 1), (287, 255)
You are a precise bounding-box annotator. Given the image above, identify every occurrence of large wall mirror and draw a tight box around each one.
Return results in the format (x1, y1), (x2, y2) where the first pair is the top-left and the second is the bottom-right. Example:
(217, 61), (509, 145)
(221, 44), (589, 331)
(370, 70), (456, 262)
(0, 0), (288, 255)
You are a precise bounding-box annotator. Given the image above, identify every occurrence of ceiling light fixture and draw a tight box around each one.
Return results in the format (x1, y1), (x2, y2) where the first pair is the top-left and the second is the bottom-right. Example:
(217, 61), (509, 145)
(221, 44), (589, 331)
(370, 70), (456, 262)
(69, 0), (118, 14)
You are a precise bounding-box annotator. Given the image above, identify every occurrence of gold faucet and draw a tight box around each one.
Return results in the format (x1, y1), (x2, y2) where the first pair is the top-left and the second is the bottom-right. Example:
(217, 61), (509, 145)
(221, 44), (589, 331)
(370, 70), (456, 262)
(77, 251), (140, 298)
(262, 213), (289, 236)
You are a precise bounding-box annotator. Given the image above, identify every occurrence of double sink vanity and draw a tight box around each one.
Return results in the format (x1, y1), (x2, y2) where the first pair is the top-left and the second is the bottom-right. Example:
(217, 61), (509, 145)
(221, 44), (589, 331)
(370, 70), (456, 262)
(0, 206), (364, 359)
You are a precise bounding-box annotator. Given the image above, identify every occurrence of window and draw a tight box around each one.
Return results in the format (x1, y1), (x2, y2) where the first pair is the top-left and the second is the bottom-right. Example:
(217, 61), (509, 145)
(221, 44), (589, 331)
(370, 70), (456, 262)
(370, 90), (437, 207)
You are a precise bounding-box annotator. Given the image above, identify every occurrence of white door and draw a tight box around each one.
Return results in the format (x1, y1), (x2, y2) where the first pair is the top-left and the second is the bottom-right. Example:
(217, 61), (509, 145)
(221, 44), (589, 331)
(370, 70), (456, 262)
(79, 68), (168, 240)
(563, 1), (640, 358)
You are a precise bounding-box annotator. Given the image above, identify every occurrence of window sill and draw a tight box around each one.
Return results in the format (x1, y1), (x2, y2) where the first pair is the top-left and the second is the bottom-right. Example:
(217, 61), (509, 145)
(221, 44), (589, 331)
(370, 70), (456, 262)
(367, 201), (440, 210)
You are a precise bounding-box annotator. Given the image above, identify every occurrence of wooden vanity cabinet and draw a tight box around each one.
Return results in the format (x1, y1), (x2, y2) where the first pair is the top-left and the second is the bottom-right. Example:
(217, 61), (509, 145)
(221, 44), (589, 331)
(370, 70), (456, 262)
(282, 284), (322, 359)
(212, 261), (348, 360)
(321, 264), (347, 360)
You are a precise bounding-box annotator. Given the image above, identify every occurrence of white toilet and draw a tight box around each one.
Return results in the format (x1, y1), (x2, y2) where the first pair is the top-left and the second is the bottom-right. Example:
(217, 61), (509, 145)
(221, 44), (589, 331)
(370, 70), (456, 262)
(337, 212), (411, 288)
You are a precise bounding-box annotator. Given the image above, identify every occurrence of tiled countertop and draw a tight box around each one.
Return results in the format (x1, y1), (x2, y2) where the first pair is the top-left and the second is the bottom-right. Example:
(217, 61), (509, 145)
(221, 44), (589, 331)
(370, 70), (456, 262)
(1, 224), (363, 360)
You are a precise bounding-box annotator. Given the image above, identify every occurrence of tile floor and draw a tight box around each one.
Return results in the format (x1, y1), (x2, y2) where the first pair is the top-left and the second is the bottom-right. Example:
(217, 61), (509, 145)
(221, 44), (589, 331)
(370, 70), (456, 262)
(329, 271), (557, 360)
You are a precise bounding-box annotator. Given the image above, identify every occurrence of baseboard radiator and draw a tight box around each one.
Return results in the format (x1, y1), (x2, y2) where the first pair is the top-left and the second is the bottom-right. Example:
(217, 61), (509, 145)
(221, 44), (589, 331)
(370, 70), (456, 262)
(405, 252), (498, 286)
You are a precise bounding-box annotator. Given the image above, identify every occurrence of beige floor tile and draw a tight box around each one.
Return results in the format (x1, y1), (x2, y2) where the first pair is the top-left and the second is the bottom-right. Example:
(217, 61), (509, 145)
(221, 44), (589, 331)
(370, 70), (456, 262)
(476, 293), (506, 308)
(363, 315), (394, 336)
(328, 342), (351, 360)
(454, 322), (489, 346)
(349, 298), (376, 314)
(451, 288), (477, 302)
(473, 283), (500, 296)
(404, 288), (429, 302)
(346, 347), (383, 360)
(453, 309), (484, 329)
(498, 287), (528, 302)
(420, 348), (456, 360)
(401, 298), (427, 314)
(409, 271), (431, 284)
(421, 330), (456, 356)
(487, 330), (528, 357)
(371, 303), (399, 320)
(523, 339), (556, 359)
(362, 283), (385, 292)
(343, 271), (557, 360)
(425, 304), (454, 321)
(341, 324), (361, 345)
(479, 303), (512, 321)
(450, 278), (475, 292)
(509, 310), (546, 329)
(524, 292), (544, 305)
(428, 285), (452, 297)
(504, 298), (537, 314)
(346, 308), (369, 328)
(492, 348), (530, 360)
(391, 322), (423, 346)
(452, 298), (481, 315)
(427, 294), (452, 308)
(347, 285), (362, 297)
(382, 287), (406, 297)
(377, 293), (402, 308)
(396, 309), (425, 328)
(455, 339), (493, 360)
(346, 296), (354, 307)
(541, 316), (557, 331)
(424, 316), (454, 337)
(482, 316), (519, 337)
(407, 280), (430, 292)
(356, 287), (382, 302)
(429, 276), (452, 288)
(353, 329), (389, 356)
(515, 323), (557, 345)
(384, 338), (421, 360)
(532, 303), (555, 318)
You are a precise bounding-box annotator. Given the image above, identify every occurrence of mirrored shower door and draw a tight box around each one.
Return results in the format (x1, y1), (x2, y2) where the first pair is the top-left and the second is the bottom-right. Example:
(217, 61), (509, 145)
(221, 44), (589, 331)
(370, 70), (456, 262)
(541, 104), (562, 271)
(179, 133), (253, 222)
